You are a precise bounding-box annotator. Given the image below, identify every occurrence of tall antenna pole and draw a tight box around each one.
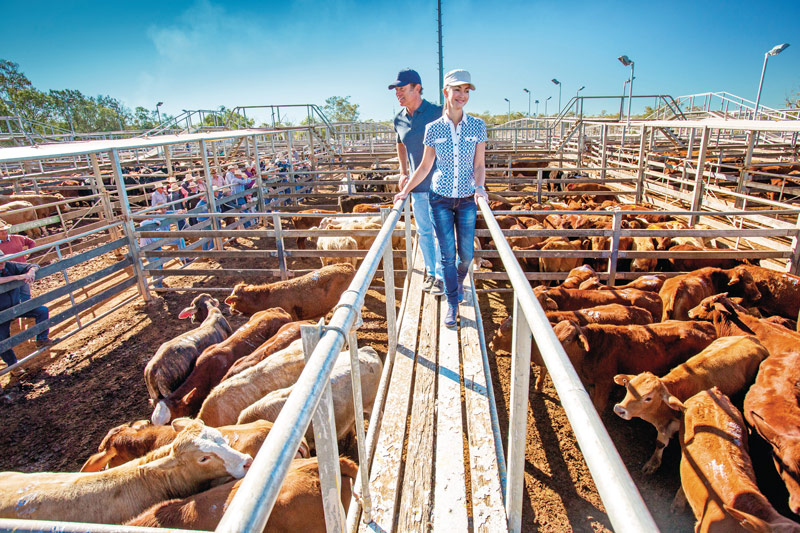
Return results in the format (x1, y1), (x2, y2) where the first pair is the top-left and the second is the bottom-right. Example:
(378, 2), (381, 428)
(438, 0), (443, 106)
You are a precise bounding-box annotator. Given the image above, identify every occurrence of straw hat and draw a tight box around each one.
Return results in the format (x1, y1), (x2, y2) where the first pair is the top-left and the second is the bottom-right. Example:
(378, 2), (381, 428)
(0, 219), (11, 231)
(166, 176), (178, 183)
(184, 173), (195, 182)
(154, 182), (166, 189)
(169, 183), (182, 192)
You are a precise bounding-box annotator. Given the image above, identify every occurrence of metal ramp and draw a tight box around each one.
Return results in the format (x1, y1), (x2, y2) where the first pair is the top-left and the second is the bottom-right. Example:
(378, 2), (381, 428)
(359, 245), (508, 532)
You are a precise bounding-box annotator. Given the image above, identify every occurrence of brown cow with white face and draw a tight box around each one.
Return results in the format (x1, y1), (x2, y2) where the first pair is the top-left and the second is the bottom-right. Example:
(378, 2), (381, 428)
(0, 419), (251, 524)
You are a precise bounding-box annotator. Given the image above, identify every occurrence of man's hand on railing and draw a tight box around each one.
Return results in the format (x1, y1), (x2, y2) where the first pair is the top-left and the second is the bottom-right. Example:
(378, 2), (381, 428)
(474, 186), (488, 205)
(393, 190), (409, 206)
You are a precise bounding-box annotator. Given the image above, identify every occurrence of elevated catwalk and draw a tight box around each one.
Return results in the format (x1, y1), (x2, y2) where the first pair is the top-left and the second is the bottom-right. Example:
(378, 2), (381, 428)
(360, 247), (508, 532)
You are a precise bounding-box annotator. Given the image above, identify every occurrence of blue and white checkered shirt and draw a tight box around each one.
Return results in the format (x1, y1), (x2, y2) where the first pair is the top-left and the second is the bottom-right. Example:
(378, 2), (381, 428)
(423, 113), (487, 198)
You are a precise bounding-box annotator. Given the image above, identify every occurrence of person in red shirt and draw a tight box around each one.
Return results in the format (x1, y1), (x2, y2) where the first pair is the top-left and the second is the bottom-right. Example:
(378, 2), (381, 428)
(0, 219), (37, 301)
(0, 220), (36, 262)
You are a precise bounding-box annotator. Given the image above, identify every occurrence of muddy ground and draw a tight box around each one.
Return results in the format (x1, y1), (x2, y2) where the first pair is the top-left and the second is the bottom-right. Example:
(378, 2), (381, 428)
(0, 234), (796, 532)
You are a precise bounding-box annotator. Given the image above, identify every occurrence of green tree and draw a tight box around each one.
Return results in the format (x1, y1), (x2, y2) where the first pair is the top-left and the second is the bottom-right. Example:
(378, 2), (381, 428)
(323, 96), (360, 122)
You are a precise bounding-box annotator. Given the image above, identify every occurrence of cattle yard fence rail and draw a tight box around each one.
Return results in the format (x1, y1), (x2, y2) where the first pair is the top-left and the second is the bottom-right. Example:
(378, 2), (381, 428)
(476, 195), (659, 533)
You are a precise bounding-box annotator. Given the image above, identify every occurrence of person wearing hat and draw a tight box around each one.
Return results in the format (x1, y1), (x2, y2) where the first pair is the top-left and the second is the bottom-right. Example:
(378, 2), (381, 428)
(0, 252), (51, 371)
(389, 68), (445, 296)
(394, 69), (488, 327)
(151, 182), (168, 208)
(0, 220), (37, 302)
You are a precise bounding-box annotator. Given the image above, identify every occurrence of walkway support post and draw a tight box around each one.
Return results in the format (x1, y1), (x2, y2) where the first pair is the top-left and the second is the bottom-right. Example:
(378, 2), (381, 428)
(505, 293), (532, 533)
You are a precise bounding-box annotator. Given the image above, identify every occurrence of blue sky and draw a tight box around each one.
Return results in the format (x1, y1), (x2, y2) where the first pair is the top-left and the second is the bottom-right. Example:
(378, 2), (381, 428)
(3, 0), (799, 123)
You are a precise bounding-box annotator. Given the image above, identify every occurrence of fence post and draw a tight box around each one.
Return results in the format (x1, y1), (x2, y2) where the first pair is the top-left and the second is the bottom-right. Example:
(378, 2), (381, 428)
(600, 124), (608, 181)
(505, 293), (532, 533)
(736, 131), (756, 208)
(301, 321), (346, 533)
(403, 201), (412, 280)
(381, 208), (398, 357)
(89, 153), (121, 243)
(608, 211), (622, 286)
(251, 134), (267, 222)
(635, 127), (647, 204)
(347, 330), (373, 524)
(109, 149), (150, 302)
(199, 140), (223, 250)
(272, 213), (288, 281)
(690, 126), (711, 226)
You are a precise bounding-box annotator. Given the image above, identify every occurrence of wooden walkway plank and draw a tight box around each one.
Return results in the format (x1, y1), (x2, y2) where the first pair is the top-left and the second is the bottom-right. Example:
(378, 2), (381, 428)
(361, 248), (425, 532)
(460, 273), (509, 533)
(432, 297), (469, 531)
(396, 291), (439, 532)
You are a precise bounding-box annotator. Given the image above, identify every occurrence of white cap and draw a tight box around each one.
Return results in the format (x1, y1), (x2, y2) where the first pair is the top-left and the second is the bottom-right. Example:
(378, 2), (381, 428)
(443, 69), (475, 90)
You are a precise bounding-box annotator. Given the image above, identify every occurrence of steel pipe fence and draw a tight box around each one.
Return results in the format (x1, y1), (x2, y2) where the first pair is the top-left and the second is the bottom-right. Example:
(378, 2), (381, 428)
(476, 196), (658, 533)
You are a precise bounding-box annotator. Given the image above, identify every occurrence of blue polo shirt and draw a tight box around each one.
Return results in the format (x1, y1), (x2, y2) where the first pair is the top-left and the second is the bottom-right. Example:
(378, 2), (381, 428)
(0, 261), (35, 311)
(393, 99), (443, 192)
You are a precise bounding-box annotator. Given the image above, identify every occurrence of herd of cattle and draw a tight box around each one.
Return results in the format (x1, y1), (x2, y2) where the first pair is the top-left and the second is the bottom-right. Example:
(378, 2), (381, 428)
(0, 262), (369, 530)
(490, 261), (800, 531)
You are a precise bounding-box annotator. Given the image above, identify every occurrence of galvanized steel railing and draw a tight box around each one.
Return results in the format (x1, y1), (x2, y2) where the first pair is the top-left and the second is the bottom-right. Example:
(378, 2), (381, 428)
(476, 196), (658, 533)
(215, 198), (407, 533)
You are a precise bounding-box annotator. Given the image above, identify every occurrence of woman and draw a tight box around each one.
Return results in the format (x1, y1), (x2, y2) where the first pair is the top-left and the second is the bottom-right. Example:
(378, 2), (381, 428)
(394, 69), (488, 327)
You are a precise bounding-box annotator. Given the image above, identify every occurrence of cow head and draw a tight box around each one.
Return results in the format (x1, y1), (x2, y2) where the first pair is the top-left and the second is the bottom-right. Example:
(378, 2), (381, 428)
(178, 293), (219, 323)
(553, 319), (590, 362)
(153, 419), (252, 480)
(532, 286), (558, 311)
(225, 283), (250, 315)
(728, 266), (761, 303)
(613, 373), (682, 422)
(749, 411), (800, 514)
(489, 316), (513, 354)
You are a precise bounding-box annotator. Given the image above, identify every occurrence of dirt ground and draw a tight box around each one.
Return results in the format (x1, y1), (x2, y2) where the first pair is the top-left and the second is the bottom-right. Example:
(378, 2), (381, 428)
(0, 231), (796, 532)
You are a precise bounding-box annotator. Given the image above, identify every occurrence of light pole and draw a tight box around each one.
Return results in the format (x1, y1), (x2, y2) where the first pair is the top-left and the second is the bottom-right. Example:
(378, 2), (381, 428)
(754, 43), (790, 119)
(619, 78), (632, 120)
(576, 85), (585, 117)
(155, 101), (164, 124)
(618, 55), (634, 127)
(504, 98), (511, 123)
(534, 99), (539, 116)
(523, 88), (531, 117)
(545, 96), (552, 116)
(551, 79), (561, 114)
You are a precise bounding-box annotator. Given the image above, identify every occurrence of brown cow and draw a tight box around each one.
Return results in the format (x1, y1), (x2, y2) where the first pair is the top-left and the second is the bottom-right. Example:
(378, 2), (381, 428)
(290, 209), (337, 250)
(672, 388), (800, 533)
(222, 320), (312, 381)
(553, 319), (717, 410)
(490, 305), (654, 392)
(226, 263), (356, 319)
(659, 266), (761, 321)
(578, 274), (666, 293)
(144, 294), (231, 402)
(0, 201), (40, 238)
(80, 419), (308, 472)
(0, 193), (69, 218)
(738, 264), (800, 320)
(126, 457), (358, 532)
(151, 308), (292, 425)
(559, 264), (598, 289)
(667, 244), (743, 272)
(613, 335), (768, 474)
(533, 285), (663, 320)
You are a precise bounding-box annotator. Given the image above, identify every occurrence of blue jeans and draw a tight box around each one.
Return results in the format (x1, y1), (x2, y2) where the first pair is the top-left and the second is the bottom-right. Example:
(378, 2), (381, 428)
(0, 302), (49, 367)
(429, 192), (477, 308)
(411, 192), (443, 281)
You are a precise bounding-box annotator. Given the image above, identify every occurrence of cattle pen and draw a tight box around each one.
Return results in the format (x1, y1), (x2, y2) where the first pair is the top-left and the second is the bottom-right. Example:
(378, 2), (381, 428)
(0, 106), (800, 532)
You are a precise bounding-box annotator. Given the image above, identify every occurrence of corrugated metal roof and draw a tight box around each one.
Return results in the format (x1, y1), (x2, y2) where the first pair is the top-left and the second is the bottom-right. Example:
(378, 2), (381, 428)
(0, 129), (267, 163)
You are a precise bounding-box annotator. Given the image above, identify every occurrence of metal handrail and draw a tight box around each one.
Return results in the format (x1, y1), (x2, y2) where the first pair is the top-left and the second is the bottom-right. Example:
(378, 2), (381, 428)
(476, 196), (658, 533)
(216, 197), (407, 533)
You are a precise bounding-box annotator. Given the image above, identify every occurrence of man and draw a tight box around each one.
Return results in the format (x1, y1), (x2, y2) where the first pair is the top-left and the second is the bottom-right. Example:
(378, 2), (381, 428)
(0, 220), (37, 302)
(0, 253), (51, 373)
(390, 68), (444, 294)
(151, 182), (169, 208)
